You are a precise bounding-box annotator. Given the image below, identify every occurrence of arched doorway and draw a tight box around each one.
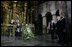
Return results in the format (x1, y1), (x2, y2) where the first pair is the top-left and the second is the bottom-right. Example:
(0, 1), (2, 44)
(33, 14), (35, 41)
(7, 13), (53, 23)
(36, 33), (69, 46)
(55, 9), (60, 16)
(35, 14), (42, 35)
(45, 12), (52, 33)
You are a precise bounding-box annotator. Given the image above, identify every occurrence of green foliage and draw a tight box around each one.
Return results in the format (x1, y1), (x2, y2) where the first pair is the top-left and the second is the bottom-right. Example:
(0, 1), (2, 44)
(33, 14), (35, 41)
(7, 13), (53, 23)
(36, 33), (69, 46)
(22, 24), (34, 40)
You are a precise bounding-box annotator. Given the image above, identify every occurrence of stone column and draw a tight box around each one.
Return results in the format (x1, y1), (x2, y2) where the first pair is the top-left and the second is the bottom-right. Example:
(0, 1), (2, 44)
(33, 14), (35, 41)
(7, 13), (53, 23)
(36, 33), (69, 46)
(22, 2), (28, 40)
(12, 1), (18, 40)
(23, 2), (27, 25)
(9, 9), (12, 23)
(2, 1), (10, 36)
(13, 2), (17, 20)
(31, 8), (32, 24)
(42, 16), (46, 34)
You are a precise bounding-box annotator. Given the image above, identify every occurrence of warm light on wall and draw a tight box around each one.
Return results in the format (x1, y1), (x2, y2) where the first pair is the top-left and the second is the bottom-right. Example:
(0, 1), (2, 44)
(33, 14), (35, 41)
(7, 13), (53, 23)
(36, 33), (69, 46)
(32, 8), (34, 11)
(24, 2), (27, 7)
(13, 1), (17, 2)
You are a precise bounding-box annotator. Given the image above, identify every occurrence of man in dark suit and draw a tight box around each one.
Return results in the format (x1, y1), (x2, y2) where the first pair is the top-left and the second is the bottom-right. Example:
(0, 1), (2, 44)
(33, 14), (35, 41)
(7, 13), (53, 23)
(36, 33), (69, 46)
(60, 16), (68, 45)
(56, 15), (67, 45)
(56, 16), (63, 43)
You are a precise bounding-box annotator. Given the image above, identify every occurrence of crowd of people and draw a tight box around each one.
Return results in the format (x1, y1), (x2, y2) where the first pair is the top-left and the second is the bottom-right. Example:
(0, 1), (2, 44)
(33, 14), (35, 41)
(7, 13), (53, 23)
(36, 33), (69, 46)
(48, 10), (69, 45)
(8, 17), (35, 37)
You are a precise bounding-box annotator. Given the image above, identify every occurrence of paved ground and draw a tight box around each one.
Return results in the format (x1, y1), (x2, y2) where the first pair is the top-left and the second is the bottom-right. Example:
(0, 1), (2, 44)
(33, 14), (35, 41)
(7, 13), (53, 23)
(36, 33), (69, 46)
(1, 34), (69, 46)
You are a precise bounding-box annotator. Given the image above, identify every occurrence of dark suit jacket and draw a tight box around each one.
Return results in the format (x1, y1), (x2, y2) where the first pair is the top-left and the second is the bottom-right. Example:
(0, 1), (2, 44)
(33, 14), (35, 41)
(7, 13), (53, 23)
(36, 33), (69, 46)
(56, 18), (66, 33)
(60, 18), (66, 30)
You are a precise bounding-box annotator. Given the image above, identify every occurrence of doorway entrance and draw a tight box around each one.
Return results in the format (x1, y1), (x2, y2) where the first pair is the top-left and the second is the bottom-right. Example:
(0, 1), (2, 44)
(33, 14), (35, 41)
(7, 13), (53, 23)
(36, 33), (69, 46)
(45, 12), (52, 34)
